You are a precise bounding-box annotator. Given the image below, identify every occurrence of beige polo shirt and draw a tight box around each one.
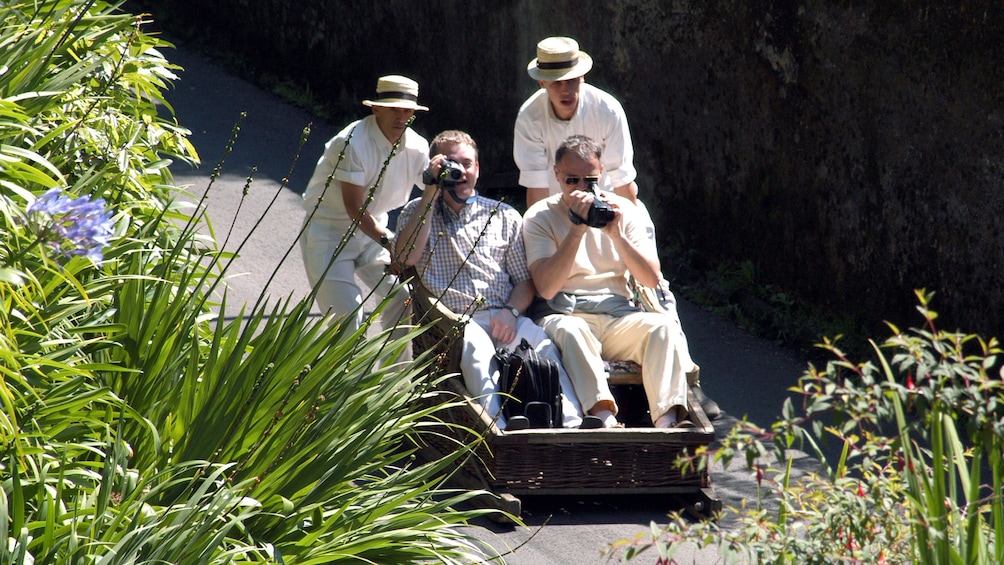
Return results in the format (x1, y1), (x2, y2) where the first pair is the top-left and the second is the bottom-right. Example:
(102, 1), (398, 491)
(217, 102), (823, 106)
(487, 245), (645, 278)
(523, 193), (650, 300)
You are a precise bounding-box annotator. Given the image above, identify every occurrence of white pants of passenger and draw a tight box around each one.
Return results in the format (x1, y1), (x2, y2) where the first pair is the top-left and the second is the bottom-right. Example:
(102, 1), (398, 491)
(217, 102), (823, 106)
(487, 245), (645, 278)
(539, 311), (689, 424)
(461, 309), (583, 429)
(300, 217), (411, 360)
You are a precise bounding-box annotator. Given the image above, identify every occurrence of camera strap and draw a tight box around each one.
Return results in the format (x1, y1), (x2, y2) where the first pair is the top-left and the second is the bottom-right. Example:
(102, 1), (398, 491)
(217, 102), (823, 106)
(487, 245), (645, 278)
(445, 186), (477, 205)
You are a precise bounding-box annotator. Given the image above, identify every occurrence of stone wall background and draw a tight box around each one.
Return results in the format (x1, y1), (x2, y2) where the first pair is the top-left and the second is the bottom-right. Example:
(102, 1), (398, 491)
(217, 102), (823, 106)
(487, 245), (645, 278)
(131, 0), (1004, 338)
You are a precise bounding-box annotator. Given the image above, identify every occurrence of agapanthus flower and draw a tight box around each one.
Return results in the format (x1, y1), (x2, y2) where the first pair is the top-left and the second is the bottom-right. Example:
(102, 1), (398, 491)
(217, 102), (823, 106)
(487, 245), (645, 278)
(23, 188), (114, 265)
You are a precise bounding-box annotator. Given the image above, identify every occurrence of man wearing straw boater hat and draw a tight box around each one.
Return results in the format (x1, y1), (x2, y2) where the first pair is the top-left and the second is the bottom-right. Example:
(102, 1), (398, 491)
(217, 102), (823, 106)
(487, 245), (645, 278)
(301, 75), (429, 344)
(514, 36), (637, 208)
(515, 37), (721, 419)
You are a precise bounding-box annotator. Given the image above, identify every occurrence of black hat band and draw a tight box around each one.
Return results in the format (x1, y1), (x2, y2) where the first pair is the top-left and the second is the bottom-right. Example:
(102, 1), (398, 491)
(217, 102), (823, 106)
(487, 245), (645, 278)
(374, 91), (419, 102)
(537, 58), (580, 70)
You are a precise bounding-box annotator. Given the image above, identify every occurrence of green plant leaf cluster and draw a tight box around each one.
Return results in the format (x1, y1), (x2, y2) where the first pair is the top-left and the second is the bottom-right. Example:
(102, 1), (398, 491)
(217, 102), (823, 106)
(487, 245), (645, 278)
(609, 290), (1003, 564)
(1, 2), (503, 563)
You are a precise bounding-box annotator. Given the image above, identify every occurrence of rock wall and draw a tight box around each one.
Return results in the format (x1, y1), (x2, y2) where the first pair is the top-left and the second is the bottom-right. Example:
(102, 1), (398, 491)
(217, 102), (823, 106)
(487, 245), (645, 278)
(131, 0), (1004, 337)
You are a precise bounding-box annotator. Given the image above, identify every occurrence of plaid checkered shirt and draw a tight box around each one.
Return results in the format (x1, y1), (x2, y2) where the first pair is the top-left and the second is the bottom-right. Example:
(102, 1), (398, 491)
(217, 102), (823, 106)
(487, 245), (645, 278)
(397, 194), (530, 314)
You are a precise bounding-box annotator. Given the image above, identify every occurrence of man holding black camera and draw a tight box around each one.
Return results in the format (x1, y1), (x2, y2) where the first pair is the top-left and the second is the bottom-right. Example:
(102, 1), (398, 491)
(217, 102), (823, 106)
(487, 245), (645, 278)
(515, 36), (720, 420)
(523, 135), (693, 429)
(395, 130), (589, 430)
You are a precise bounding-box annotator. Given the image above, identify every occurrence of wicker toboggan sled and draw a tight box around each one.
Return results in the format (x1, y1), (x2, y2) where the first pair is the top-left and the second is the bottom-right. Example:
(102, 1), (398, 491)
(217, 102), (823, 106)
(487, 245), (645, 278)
(407, 271), (721, 519)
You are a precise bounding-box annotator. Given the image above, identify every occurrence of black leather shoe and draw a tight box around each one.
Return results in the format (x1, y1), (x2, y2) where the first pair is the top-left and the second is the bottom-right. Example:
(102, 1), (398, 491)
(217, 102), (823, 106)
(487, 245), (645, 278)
(691, 386), (721, 420)
(505, 416), (530, 431)
(578, 415), (604, 429)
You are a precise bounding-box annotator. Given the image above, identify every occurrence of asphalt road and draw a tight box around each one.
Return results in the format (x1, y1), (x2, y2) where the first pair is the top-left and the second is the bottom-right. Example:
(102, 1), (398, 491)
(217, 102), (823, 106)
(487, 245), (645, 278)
(163, 42), (816, 564)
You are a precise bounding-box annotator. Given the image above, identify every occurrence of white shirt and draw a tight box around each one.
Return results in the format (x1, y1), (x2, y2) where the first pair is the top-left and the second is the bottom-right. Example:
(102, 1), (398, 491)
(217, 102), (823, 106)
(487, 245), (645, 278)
(513, 82), (637, 196)
(302, 114), (429, 227)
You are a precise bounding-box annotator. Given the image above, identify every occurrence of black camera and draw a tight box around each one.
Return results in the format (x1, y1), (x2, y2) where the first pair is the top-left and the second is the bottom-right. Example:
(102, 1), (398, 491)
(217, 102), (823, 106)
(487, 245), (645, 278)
(583, 178), (615, 228)
(439, 160), (464, 186)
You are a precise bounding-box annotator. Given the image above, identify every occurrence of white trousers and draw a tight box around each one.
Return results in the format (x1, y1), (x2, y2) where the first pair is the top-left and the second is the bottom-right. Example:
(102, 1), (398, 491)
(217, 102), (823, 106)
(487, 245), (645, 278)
(460, 310), (583, 429)
(300, 218), (411, 359)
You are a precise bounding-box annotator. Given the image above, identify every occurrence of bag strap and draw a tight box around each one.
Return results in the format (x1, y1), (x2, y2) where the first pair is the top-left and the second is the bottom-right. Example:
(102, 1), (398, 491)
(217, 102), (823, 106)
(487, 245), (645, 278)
(631, 277), (671, 314)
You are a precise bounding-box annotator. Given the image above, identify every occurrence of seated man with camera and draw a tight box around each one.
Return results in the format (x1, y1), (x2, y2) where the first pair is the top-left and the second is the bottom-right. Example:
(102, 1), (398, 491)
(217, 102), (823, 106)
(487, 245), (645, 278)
(395, 130), (590, 430)
(523, 135), (694, 429)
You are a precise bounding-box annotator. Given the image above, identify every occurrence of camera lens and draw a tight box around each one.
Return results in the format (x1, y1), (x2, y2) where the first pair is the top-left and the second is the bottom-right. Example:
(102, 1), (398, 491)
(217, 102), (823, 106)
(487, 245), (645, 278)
(440, 160), (464, 185)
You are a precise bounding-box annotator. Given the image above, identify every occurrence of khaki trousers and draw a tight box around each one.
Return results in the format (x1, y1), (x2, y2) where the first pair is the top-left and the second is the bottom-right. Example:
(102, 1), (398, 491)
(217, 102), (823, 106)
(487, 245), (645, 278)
(539, 311), (689, 423)
(300, 217), (412, 362)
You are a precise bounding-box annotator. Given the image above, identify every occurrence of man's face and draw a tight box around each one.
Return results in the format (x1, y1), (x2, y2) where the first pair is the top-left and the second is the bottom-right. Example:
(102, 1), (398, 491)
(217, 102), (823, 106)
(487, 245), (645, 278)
(554, 152), (603, 199)
(539, 76), (583, 120)
(440, 142), (479, 203)
(371, 105), (416, 141)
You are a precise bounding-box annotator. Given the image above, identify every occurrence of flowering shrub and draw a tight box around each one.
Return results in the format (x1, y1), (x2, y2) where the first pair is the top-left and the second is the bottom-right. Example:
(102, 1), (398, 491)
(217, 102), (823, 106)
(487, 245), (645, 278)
(0, 2), (499, 563)
(608, 290), (1003, 564)
(21, 188), (114, 264)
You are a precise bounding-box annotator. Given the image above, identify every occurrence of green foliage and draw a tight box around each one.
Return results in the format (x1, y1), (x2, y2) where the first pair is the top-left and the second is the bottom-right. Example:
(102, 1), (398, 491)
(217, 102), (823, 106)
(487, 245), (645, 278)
(268, 76), (335, 122)
(1, 1), (503, 563)
(608, 290), (1003, 564)
(667, 251), (870, 361)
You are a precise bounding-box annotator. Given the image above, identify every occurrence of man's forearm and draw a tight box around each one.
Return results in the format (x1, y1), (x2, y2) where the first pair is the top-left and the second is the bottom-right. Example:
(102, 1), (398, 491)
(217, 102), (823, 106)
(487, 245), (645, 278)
(341, 181), (389, 244)
(505, 279), (536, 313)
(395, 187), (438, 265)
(610, 233), (660, 288)
(528, 226), (587, 299)
(354, 211), (384, 243)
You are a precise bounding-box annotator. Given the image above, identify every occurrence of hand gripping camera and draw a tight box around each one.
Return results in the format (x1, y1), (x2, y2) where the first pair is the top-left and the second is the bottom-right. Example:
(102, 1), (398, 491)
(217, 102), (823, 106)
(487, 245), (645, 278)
(568, 178), (615, 228)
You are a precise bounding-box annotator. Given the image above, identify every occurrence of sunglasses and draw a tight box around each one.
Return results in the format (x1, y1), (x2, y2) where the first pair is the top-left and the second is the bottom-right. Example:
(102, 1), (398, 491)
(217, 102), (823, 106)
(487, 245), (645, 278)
(562, 175), (601, 186)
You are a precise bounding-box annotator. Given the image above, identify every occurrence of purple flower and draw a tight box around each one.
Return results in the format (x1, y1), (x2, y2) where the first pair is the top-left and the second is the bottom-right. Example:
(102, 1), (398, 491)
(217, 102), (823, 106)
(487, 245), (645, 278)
(24, 188), (114, 265)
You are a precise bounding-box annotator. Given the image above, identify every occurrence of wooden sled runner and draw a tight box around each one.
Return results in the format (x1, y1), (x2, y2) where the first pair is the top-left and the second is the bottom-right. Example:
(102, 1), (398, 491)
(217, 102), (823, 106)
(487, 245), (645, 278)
(407, 272), (721, 520)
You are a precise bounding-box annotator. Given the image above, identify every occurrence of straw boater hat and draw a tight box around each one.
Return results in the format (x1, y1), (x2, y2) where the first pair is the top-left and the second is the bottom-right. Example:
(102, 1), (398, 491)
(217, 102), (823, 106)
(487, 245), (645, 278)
(526, 36), (593, 81)
(362, 75), (429, 111)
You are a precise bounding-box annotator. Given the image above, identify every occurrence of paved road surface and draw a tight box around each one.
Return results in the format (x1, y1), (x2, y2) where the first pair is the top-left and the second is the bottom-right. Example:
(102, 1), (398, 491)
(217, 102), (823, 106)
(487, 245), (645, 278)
(163, 41), (816, 564)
